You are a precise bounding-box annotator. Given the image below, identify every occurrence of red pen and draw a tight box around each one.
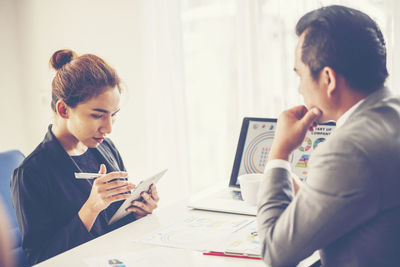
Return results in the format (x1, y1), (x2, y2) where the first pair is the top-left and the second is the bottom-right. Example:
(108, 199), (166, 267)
(203, 251), (261, 260)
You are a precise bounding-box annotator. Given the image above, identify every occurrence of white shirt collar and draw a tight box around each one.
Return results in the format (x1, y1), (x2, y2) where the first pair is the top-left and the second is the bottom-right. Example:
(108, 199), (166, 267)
(335, 98), (365, 128)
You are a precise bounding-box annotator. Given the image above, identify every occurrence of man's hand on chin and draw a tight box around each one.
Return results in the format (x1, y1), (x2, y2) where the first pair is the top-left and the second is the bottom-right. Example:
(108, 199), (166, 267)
(269, 105), (321, 161)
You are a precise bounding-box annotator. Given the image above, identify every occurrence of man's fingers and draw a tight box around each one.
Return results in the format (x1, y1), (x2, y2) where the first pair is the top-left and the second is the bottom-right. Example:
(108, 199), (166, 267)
(290, 105), (308, 120)
(301, 107), (321, 128)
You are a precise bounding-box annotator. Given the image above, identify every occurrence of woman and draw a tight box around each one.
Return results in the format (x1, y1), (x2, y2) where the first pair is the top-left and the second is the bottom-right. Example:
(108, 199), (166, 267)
(0, 199), (13, 267)
(11, 50), (159, 265)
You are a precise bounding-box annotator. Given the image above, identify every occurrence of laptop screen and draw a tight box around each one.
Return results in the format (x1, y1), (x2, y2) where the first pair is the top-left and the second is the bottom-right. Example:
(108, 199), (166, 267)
(230, 117), (336, 188)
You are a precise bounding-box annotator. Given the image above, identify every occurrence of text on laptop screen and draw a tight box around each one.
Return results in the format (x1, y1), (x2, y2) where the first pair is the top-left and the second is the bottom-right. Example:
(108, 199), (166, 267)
(234, 118), (335, 186)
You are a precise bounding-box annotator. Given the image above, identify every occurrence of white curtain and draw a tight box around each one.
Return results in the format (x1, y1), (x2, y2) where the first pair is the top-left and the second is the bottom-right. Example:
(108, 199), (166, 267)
(113, 0), (191, 207)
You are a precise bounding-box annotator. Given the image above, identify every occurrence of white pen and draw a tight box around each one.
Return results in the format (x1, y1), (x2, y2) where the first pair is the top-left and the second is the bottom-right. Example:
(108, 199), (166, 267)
(74, 172), (103, 179)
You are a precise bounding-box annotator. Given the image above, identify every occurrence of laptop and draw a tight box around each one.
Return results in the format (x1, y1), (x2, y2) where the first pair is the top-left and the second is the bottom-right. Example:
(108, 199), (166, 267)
(188, 117), (336, 215)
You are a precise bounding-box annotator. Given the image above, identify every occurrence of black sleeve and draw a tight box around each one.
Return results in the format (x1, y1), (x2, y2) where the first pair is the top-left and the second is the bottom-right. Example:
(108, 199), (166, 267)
(11, 165), (94, 265)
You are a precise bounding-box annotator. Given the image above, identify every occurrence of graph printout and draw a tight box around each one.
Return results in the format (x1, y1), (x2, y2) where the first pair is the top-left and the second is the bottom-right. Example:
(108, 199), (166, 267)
(222, 219), (260, 256)
(134, 214), (254, 251)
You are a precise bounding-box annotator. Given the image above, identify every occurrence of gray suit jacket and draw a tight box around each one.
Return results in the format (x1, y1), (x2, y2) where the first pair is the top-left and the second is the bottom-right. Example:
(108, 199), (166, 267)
(257, 88), (400, 267)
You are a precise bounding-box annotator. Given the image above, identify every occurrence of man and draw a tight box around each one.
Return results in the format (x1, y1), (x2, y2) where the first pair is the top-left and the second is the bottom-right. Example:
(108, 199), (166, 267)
(257, 5), (400, 267)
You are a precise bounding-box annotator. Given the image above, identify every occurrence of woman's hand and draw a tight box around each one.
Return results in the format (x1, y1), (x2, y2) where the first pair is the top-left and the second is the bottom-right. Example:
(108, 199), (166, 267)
(79, 164), (135, 231)
(126, 184), (160, 219)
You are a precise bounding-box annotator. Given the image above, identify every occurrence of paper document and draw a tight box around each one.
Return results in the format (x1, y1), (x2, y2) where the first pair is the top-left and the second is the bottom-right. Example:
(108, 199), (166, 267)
(134, 214), (254, 251)
(220, 219), (260, 257)
(202, 219), (261, 260)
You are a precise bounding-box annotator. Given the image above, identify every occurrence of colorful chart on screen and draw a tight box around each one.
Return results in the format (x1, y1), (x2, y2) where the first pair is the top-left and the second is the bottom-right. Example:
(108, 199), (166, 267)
(313, 137), (326, 149)
(291, 126), (334, 181)
(242, 131), (275, 173)
(299, 137), (312, 152)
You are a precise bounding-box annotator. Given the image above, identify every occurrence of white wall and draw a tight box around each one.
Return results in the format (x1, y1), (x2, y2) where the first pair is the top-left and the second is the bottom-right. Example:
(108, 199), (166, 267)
(8, 0), (146, 155)
(0, 0), (26, 152)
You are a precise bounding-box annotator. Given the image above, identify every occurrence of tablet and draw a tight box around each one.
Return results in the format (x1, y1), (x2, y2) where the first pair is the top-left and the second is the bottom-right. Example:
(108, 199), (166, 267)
(108, 169), (168, 225)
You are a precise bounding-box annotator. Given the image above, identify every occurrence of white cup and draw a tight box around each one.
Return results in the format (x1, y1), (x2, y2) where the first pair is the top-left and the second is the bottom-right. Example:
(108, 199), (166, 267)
(238, 173), (263, 206)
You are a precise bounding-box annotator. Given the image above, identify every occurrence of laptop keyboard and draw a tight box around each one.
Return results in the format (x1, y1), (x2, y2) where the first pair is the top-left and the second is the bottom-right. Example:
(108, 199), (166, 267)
(215, 190), (243, 201)
(231, 190), (243, 200)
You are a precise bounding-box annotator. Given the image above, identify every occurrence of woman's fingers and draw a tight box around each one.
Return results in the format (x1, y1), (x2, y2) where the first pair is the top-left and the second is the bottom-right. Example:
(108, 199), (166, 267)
(141, 192), (158, 209)
(149, 185), (159, 202)
(103, 184), (135, 198)
(95, 171), (128, 184)
(104, 180), (135, 191)
(94, 177), (161, 216)
(107, 192), (132, 203)
(126, 206), (148, 219)
(97, 179), (135, 193)
(131, 200), (152, 213)
(98, 164), (107, 175)
(126, 204), (149, 216)
(125, 190), (159, 216)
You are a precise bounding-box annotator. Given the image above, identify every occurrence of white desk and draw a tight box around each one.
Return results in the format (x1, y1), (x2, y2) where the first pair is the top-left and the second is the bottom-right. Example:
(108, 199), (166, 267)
(34, 203), (266, 267)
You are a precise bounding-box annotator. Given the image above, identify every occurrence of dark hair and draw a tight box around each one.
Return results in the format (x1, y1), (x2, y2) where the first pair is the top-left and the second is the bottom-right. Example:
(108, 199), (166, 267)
(296, 5), (388, 93)
(49, 49), (121, 112)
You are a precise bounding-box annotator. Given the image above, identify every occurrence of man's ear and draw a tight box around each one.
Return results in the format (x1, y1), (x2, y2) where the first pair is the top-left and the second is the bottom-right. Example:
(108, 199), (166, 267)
(56, 100), (69, 119)
(320, 66), (337, 98)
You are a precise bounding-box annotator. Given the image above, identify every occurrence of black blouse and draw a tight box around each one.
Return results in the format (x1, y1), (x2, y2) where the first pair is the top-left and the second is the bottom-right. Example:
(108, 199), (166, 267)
(11, 125), (135, 265)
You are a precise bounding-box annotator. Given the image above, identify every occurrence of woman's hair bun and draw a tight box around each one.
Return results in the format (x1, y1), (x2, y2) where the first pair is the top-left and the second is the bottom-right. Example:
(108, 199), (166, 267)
(50, 49), (77, 70)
